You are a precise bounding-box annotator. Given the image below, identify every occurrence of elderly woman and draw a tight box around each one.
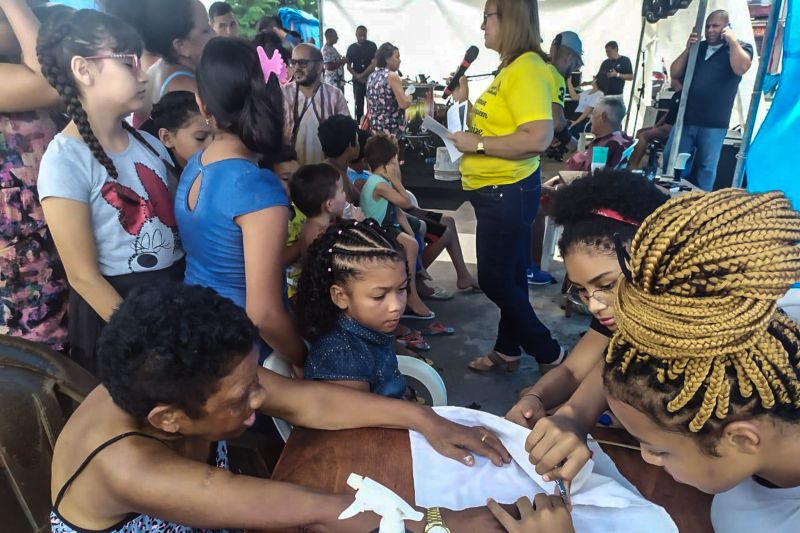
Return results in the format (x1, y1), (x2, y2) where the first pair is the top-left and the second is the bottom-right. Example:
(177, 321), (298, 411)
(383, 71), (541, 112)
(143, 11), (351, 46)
(366, 42), (412, 146)
(451, 0), (564, 373)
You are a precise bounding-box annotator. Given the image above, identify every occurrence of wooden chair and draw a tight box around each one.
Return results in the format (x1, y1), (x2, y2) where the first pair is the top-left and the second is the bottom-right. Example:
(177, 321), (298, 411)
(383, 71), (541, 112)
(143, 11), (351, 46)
(0, 335), (98, 532)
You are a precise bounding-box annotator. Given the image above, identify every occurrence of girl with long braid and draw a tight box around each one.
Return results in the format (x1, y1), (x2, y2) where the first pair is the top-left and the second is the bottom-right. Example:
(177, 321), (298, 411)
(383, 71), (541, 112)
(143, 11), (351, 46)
(522, 189), (800, 532)
(36, 9), (184, 374)
(295, 219), (409, 398)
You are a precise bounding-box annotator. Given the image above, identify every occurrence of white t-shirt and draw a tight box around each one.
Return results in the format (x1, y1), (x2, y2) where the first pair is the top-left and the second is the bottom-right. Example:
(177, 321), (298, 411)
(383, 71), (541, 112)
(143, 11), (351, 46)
(38, 130), (184, 277)
(711, 476), (800, 533)
(705, 43), (724, 60)
(576, 89), (604, 113)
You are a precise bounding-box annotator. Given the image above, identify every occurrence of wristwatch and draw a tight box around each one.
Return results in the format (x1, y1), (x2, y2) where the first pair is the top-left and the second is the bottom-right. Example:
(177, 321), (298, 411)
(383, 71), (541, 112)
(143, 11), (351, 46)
(424, 507), (451, 533)
(475, 139), (486, 155)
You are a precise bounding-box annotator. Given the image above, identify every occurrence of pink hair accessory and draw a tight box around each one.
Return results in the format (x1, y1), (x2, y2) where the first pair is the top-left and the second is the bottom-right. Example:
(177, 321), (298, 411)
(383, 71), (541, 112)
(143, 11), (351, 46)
(591, 208), (640, 227)
(257, 46), (289, 85)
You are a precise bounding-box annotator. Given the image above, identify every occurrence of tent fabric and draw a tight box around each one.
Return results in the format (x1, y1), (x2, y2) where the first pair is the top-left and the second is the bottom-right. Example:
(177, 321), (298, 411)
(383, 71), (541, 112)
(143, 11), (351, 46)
(320, 0), (757, 133)
(747, 0), (798, 208)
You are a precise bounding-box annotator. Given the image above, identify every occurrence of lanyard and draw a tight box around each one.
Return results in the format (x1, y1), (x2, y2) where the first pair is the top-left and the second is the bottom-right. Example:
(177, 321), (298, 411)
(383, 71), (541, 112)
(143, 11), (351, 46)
(292, 83), (326, 145)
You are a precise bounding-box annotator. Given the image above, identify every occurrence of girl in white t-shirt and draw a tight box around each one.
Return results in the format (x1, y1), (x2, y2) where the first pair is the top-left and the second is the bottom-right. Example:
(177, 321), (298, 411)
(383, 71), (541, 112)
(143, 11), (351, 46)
(567, 76), (604, 137)
(36, 9), (184, 374)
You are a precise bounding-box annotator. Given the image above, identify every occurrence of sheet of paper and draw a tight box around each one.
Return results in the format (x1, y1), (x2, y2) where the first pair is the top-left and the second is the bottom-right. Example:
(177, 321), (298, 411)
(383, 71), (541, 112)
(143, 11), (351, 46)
(422, 115), (462, 162)
(446, 101), (468, 133)
(410, 407), (677, 533)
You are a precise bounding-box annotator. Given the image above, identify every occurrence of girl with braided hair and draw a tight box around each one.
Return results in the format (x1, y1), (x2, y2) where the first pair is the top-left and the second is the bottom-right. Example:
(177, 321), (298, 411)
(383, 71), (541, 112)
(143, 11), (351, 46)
(295, 219), (409, 398)
(36, 9), (185, 374)
(601, 188), (800, 532)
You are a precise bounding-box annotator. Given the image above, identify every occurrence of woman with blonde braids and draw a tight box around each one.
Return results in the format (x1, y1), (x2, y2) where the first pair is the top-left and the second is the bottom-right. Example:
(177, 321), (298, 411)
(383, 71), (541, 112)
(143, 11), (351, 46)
(598, 189), (800, 533)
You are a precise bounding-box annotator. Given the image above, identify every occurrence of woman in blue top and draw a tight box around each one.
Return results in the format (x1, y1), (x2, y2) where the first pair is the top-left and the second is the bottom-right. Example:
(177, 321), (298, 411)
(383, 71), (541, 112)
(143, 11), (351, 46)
(175, 37), (306, 367)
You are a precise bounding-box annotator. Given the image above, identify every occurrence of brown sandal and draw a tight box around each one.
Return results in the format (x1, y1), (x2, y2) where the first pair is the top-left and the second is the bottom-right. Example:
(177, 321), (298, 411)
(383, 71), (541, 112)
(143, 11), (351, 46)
(467, 351), (521, 373)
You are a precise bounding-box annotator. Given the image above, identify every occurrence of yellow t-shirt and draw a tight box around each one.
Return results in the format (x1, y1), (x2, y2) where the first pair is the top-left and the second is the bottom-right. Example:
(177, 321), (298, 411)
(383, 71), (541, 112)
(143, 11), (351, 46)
(548, 63), (566, 107)
(460, 52), (553, 191)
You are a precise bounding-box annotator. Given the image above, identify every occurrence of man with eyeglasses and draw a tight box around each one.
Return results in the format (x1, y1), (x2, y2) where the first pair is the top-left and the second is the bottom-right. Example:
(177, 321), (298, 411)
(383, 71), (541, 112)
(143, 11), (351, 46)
(282, 44), (350, 166)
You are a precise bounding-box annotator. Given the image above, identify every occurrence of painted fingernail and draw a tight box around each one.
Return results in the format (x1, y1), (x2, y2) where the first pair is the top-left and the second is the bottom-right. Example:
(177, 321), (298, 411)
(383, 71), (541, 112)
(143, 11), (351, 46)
(543, 475), (551, 481)
(464, 455), (474, 465)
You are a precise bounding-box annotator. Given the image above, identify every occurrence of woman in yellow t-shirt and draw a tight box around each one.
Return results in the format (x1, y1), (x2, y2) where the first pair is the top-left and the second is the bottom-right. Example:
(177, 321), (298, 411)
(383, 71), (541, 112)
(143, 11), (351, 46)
(451, 0), (564, 372)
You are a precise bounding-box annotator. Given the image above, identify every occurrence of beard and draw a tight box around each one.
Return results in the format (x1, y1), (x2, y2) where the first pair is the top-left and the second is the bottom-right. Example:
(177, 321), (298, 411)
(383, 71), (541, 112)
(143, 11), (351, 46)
(297, 70), (319, 87)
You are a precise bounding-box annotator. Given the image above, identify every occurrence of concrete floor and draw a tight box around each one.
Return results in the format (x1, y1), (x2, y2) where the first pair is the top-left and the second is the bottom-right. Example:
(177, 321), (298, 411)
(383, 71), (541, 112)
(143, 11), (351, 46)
(404, 161), (592, 415)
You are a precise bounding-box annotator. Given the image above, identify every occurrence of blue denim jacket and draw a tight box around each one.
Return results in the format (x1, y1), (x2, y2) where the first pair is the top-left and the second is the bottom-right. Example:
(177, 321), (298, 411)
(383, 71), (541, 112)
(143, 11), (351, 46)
(305, 316), (406, 398)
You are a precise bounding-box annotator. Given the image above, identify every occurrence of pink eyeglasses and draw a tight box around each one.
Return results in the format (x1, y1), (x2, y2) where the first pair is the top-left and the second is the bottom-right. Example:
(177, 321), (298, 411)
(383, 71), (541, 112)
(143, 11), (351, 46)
(84, 53), (141, 74)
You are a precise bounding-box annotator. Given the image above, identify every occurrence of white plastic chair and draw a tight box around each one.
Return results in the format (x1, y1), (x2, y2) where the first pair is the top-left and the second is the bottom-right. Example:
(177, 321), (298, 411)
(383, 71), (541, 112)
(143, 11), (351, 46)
(261, 353), (294, 442)
(262, 354), (449, 442)
(396, 355), (448, 406)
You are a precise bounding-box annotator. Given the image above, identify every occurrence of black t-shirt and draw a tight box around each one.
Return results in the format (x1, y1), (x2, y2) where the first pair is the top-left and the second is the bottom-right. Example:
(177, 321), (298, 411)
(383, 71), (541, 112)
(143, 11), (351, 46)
(664, 91), (682, 126)
(346, 40), (377, 80)
(590, 317), (613, 339)
(597, 56), (633, 96)
(685, 40), (753, 129)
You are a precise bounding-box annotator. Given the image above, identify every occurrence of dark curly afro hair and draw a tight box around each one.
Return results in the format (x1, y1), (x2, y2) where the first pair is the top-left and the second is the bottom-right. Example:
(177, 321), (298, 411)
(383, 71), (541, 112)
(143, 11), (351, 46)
(552, 169), (669, 257)
(97, 282), (258, 419)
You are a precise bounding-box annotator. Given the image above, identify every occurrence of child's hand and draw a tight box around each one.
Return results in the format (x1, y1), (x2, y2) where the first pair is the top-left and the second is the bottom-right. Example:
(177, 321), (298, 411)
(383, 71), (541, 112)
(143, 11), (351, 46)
(350, 206), (365, 222)
(487, 495), (575, 533)
(505, 394), (546, 429)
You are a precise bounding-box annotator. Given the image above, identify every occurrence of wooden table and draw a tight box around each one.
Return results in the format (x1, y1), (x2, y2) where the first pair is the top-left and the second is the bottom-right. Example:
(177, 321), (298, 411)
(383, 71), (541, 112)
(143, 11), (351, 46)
(267, 426), (712, 533)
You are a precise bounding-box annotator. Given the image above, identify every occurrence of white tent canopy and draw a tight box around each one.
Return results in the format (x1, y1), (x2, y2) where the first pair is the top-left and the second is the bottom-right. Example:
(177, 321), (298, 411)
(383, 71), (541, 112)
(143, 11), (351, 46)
(320, 0), (757, 131)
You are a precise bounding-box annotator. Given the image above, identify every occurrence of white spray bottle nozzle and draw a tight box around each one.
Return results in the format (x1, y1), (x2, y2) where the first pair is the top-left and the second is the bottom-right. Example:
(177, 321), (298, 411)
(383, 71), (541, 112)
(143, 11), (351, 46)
(338, 473), (423, 533)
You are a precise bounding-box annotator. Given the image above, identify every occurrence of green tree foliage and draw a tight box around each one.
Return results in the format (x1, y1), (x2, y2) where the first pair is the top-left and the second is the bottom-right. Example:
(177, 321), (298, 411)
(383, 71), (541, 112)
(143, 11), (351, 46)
(229, 0), (319, 37)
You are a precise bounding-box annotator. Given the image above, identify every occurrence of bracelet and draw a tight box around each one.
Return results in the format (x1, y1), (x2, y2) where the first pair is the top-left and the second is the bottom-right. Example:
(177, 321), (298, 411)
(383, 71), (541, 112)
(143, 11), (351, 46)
(522, 391), (546, 408)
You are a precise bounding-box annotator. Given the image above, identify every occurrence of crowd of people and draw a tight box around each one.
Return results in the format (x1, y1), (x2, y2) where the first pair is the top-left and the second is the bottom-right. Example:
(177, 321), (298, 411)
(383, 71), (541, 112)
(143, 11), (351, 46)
(0, 0), (795, 532)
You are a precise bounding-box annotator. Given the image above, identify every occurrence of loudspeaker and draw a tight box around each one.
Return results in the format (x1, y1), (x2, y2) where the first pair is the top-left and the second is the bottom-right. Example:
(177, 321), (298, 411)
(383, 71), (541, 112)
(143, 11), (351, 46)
(643, 0), (693, 23)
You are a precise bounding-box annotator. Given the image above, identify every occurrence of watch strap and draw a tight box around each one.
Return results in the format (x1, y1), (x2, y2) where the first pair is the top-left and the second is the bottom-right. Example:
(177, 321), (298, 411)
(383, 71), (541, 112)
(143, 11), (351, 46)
(424, 507), (450, 532)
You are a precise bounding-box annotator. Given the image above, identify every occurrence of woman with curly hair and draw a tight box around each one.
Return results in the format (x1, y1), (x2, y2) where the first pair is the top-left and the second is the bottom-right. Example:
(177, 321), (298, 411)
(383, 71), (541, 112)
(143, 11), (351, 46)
(526, 189), (800, 533)
(506, 170), (668, 429)
(50, 282), (511, 532)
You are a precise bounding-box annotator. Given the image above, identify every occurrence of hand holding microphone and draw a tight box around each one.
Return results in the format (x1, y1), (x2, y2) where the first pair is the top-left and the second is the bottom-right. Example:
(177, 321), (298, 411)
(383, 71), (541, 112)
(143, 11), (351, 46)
(444, 45), (480, 99)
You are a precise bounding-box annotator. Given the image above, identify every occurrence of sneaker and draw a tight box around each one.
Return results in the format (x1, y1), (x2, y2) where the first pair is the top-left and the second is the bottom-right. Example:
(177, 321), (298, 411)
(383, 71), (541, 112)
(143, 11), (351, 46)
(527, 266), (555, 285)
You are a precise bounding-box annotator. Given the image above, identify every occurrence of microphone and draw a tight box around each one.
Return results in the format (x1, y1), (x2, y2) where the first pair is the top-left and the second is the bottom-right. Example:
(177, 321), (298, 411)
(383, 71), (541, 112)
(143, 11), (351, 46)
(443, 46), (480, 97)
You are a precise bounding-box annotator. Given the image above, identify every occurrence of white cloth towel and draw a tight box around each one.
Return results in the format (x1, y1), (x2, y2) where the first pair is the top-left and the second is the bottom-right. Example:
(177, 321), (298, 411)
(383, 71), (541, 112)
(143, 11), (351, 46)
(410, 407), (677, 533)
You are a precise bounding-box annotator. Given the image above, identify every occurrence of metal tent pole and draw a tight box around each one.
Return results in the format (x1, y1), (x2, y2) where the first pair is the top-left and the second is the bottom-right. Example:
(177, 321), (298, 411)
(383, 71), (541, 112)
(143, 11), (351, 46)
(625, 18), (647, 133)
(732, 0), (785, 188)
(666, 0), (709, 175)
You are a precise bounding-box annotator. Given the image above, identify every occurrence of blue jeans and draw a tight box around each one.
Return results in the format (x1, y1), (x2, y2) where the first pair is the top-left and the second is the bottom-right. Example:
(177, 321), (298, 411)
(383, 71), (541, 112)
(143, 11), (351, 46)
(465, 170), (561, 362)
(663, 125), (727, 191)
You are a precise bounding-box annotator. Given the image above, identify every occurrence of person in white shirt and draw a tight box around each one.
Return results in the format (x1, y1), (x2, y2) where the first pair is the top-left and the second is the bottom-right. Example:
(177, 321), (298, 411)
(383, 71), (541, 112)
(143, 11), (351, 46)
(567, 75), (604, 138)
(322, 28), (346, 92)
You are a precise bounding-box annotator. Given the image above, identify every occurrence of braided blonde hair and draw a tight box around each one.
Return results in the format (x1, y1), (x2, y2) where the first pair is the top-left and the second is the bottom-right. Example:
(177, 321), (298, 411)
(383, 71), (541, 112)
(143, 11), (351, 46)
(605, 189), (800, 439)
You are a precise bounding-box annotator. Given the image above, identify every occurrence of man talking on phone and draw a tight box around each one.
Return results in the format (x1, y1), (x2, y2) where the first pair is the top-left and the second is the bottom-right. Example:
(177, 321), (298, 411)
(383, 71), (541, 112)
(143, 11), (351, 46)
(668, 9), (753, 191)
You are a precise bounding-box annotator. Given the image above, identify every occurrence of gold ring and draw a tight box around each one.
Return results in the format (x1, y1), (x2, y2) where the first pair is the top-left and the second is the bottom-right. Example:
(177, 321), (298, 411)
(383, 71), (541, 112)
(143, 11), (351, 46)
(480, 433), (488, 443)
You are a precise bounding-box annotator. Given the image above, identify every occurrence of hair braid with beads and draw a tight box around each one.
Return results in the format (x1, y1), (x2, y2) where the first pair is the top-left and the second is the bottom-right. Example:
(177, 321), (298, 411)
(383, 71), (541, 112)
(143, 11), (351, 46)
(294, 219), (408, 340)
(36, 9), (144, 185)
(603, 189), (800, 451)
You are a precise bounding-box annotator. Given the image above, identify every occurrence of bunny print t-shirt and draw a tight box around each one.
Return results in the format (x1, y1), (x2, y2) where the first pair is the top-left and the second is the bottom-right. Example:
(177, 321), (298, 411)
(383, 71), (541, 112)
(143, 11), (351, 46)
(38, 131), (183, 276)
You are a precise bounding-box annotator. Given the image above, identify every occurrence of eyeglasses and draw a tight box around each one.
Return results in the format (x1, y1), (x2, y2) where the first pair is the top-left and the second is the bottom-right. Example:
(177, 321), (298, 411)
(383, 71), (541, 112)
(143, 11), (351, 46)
(290, 59), (318, 69)
(85, 53), (141, 74)
(483, 11), (500, 24)
(566, 278), (618, 306)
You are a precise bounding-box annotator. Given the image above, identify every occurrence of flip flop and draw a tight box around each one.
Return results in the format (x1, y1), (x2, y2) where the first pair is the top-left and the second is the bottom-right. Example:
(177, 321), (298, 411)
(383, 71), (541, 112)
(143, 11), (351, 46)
(402, 308), (436, 320)
(424, 322), (455, 336)
(423, 286), (454, 301)
(397, 332), (431, 352)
